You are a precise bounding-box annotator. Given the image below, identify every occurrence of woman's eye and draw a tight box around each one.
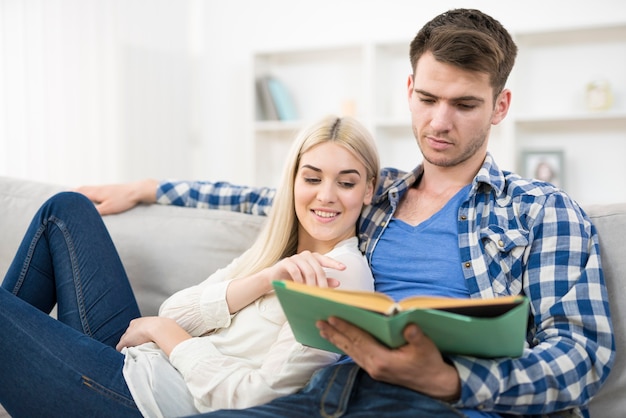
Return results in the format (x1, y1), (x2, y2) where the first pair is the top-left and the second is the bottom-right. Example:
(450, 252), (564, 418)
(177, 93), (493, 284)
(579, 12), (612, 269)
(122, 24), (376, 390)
(304, 177), (321, 184)
(339, 182), (356, 189)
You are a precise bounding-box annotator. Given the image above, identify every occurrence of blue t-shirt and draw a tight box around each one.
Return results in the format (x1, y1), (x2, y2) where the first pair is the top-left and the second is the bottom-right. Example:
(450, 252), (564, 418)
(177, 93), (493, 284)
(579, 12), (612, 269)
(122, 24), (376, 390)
(371, 185), (471, 301)
(369, 185), (499, 418)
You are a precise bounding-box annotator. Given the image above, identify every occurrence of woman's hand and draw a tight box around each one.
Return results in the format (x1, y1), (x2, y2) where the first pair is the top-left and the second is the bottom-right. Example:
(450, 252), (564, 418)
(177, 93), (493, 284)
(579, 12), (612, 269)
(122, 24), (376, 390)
(266, 251), (344, 288)
(116, 316), (192, 356)
(75, 179), (158, 215)
(226, 252), (345, 314)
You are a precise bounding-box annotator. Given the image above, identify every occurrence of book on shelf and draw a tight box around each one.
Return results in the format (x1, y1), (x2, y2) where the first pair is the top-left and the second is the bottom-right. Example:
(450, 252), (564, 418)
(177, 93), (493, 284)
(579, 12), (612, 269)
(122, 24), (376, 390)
(256, 76), (279, 121)
(273, 280), (529, 358)
(256, 75), (298, 121)
(266, 77), (298, 121)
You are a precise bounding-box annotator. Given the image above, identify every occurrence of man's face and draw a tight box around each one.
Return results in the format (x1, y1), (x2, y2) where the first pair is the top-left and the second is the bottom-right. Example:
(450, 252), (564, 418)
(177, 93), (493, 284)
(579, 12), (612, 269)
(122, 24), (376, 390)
(407, 51), (509, 169)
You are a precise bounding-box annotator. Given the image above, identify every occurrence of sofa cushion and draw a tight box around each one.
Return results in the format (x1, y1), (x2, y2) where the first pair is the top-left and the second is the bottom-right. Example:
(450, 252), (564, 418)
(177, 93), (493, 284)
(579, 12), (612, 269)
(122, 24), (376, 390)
(103, 204), (265, 315)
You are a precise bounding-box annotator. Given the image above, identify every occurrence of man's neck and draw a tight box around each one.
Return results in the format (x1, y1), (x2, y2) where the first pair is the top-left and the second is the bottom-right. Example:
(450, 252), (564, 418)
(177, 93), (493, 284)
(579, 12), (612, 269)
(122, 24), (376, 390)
(395, 157), (481, 226)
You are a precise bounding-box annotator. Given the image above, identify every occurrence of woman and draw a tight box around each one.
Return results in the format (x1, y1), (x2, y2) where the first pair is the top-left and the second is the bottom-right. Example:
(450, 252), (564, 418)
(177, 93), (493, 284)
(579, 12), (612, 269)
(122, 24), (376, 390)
(0, 115), (379, 418)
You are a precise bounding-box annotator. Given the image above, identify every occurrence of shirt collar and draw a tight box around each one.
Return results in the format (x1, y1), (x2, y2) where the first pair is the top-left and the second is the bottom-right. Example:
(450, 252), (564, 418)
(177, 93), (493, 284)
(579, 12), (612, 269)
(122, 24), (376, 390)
(376, 152), (507, 203)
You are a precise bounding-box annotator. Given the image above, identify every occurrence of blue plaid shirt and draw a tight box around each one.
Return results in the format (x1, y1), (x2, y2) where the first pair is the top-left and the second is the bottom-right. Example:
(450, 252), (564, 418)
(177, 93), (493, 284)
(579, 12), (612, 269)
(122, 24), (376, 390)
(157, 153), (614, 417)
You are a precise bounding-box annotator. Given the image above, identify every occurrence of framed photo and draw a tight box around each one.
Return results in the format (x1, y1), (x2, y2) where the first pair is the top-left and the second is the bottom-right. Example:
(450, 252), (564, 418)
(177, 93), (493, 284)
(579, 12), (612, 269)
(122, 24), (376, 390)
(520, 150), (565, 188)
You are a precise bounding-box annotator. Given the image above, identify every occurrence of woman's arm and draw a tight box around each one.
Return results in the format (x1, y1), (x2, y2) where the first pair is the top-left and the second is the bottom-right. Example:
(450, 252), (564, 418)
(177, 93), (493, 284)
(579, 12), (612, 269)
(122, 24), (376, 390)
(169, 321), (340, 412)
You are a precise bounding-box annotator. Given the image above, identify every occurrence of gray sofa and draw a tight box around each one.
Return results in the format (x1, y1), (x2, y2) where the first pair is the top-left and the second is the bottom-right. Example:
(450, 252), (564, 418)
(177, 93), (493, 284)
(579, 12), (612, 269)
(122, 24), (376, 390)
(0, 176), (624, 417)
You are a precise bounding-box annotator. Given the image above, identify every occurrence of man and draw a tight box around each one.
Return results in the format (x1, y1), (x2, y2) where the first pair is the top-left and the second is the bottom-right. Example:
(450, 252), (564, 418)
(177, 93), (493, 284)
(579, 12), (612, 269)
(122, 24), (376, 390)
(80, 8), (614, 418)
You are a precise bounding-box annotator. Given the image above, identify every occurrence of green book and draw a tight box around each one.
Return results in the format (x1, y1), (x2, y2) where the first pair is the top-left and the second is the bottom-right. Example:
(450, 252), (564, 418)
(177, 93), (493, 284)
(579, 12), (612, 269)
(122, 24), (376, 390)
(273, 280), (529, 358)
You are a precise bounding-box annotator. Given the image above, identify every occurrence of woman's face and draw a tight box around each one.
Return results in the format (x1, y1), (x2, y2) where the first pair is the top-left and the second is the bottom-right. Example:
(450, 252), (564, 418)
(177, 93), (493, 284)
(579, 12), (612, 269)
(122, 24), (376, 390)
(294, 142), (373, 254)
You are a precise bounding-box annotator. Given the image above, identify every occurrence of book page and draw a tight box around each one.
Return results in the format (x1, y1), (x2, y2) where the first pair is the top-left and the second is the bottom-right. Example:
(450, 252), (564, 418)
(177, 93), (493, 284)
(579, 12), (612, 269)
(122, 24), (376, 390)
(276, 281), (397, 314)
(275, 281), (524, 317)
(397, 294), (524, 316)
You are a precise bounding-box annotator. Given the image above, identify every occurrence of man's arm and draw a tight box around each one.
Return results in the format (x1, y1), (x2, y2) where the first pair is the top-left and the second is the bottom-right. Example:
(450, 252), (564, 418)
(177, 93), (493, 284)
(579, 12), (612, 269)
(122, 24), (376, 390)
(76, 179), (159, 215)
(77, 179), (276, 216)
(156, 180), (275, 216)
(319, 192), (615, 416)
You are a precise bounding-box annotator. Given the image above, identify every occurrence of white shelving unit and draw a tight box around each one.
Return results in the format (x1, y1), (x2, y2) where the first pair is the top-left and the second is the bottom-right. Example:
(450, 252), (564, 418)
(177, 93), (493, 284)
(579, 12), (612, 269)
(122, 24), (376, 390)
(251, 24), (626, 204)
(510, 24), (626, 204)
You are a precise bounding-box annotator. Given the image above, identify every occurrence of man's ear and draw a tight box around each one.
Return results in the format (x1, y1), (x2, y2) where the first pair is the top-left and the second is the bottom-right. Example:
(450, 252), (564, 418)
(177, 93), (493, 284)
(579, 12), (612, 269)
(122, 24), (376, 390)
(406, 74), (414, 103)
(491, 89), (511, 125)
(363, 179), (375, 205)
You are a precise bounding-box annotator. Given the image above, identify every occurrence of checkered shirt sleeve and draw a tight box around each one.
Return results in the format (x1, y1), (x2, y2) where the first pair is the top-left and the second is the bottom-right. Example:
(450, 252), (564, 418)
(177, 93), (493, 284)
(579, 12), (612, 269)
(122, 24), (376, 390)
(364, 158), (615, 416)
(156, 180), (275, 216)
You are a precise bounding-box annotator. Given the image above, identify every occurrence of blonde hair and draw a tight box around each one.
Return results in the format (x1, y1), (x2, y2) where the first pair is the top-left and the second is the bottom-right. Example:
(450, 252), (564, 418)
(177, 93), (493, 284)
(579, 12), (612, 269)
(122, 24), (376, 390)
(229, 115), (379, 279)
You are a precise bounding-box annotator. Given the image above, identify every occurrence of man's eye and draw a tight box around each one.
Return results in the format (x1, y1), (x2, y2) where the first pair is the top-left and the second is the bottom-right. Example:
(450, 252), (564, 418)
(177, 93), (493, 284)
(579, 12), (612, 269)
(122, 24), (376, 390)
(457, 103), (476, 110)
(419, 98), (435, 104)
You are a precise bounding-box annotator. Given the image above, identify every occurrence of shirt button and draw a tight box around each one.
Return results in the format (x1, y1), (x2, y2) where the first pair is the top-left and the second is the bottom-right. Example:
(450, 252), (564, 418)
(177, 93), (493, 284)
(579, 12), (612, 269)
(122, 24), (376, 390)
(498, 240), (505, 247)
(464, 262), (471, 268)
(460, 215), (467, 220)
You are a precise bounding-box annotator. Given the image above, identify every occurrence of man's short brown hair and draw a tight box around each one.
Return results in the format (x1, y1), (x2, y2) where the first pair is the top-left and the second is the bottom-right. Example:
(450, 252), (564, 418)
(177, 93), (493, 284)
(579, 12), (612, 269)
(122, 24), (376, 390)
(409, 9), (518, 98)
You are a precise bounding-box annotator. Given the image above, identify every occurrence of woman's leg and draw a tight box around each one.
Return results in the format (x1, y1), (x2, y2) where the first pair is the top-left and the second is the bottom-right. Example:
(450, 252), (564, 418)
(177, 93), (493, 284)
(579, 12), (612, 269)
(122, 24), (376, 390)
(0, 287), (142, 418)
(1, 191), (141, 347)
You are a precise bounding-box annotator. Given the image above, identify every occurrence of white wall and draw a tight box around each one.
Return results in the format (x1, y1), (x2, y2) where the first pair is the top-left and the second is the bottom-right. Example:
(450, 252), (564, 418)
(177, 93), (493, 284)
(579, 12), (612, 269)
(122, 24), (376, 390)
(2, 0), (626, 192)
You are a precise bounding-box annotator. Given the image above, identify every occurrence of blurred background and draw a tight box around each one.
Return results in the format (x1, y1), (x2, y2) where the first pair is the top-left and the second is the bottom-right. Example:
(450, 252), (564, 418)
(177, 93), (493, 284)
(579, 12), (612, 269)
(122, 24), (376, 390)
(1, 0), (625, 205)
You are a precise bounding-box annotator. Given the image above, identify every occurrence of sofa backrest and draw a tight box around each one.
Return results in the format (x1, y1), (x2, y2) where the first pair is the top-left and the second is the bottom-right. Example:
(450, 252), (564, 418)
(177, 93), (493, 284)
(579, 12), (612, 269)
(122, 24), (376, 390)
(103, 203), (266, 315)
(585, 203), (626, 417)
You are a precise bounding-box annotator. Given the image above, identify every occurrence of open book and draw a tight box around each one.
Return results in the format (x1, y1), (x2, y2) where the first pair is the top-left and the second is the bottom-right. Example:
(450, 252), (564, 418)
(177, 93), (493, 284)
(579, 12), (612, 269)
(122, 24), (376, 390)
(273, 280), (529, 358)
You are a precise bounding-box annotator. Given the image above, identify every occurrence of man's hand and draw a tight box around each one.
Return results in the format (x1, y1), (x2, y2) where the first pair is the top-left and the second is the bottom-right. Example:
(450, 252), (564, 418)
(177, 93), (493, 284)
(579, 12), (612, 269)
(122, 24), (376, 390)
(317, 317), (461, 402)
(75, 179), (158, 215)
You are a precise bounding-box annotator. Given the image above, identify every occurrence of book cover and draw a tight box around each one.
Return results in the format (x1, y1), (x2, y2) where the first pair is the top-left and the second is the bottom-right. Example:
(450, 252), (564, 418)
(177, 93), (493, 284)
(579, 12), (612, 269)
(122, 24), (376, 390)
(273, 280), (529, 358)
(266, 77), (298, 121)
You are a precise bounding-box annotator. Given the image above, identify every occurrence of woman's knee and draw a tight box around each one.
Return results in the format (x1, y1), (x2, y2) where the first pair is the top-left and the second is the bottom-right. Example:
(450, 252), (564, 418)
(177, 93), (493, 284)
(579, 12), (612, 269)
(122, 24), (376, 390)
(40, 192), (98, 219)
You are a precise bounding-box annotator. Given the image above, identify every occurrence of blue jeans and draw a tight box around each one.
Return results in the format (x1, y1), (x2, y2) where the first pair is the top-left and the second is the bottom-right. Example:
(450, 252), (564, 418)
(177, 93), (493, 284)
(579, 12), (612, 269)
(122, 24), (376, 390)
(196, 363), (467, 418)
(0, 192), (143, 417)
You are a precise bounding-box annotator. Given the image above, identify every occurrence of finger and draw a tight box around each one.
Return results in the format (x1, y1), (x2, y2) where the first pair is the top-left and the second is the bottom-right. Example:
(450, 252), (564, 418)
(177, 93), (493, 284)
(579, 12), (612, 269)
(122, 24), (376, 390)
(403, 323), (425, 345)
(304, 254), (330, 287)
(281, 260), (304, 284)
(288, 252), (327, 287)
(317, 316), (373, 354)
(93, 201), (116, 216)
(312, 253), (346, 271)
(116, 334), (127, 352)
(299, 255), (324, 286)
(325, 278), (341, 288)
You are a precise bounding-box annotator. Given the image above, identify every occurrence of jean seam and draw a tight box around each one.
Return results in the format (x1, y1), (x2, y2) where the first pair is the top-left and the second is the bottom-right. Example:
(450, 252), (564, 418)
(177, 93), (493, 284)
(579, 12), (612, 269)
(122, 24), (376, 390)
(81, 375), (138, 411)
(16, 216), (94, 337)
(319, 365), (360, 418)
(12, 224), (46, 296)
(52, 215), (94, 337)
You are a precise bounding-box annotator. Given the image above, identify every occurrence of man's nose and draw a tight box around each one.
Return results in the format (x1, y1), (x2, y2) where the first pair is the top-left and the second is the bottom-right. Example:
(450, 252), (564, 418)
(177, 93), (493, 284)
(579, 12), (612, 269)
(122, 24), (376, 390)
(430, 104), (453, 132)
